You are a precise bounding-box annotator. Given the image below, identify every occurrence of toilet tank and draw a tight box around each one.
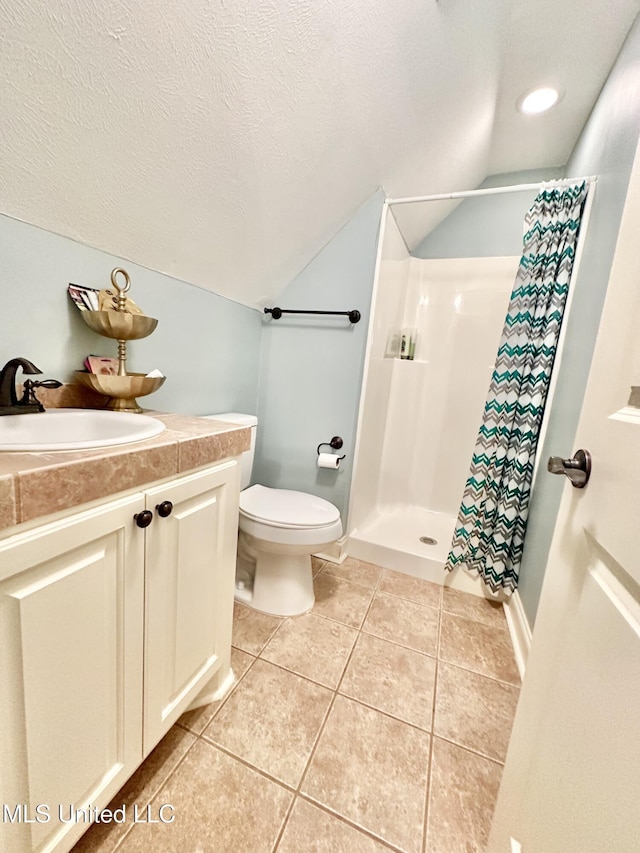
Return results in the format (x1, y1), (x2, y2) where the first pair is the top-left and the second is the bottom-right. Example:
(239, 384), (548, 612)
(204, 413), (257, 490)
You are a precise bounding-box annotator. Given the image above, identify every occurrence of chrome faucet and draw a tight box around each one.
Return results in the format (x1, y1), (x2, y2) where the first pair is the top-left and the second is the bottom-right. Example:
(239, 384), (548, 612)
(0, 358), (62, 415)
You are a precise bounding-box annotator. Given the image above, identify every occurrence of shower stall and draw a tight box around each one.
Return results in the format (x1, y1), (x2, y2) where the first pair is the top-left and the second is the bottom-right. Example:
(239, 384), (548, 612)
(347, 181), (592, 595)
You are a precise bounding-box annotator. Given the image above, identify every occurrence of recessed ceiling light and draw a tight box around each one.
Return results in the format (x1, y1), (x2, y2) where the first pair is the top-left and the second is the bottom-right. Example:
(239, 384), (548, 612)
(518, 86), (561, 115)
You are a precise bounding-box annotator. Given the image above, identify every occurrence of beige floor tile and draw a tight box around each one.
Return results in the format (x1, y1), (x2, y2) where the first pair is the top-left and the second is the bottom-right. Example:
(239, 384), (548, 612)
(302, 695), (430, 853)
(261, 612), (358, 688)
(440, 612), (520, 685)
(278, 798), (392, 852)
(442, 587), (507, 628)
(378, 569), (442, 609)
(434, 662), (520, 763)
(340, 633), (436, 730)
(426, 737), (503, 853)
(312, 556), (326, 576)
(313, 572), (375, 628)
(363, 592), (439, 656)
(177, 647), (255, 734)
(203, 659), (333, 787)
(118, 740), (292, 853)
(71, 725), (196, 853)
(232, 602), (283, 655)
(321, 556), (383, 590)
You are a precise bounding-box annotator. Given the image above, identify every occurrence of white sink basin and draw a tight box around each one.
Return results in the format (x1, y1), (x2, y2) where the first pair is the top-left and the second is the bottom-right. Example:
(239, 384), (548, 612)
(0, 409), (166, 451)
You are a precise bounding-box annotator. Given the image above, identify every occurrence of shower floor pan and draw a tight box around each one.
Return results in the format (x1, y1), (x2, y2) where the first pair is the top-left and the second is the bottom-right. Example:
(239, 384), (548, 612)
(349, 506), (483, 596)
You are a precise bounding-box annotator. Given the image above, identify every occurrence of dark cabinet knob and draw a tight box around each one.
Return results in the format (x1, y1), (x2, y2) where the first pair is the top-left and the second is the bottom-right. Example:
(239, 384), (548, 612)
(156, 500), (173, 518)
(134, 510), (153, 528)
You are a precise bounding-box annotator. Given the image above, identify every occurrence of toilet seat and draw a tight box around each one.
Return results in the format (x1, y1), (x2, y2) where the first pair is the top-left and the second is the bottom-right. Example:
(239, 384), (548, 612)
(239, 484), (341, 529)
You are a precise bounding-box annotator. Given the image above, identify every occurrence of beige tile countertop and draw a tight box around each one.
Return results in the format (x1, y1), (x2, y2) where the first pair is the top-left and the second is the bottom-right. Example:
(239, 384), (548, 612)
(0, 411), (250, 534)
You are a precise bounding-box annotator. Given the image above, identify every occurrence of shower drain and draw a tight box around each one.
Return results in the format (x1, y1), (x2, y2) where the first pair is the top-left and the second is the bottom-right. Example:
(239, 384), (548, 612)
(419, 536), (438, 546)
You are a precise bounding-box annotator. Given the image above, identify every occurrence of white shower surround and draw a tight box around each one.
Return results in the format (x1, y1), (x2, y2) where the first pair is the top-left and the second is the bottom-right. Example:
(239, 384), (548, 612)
(348, 209), (519, 595)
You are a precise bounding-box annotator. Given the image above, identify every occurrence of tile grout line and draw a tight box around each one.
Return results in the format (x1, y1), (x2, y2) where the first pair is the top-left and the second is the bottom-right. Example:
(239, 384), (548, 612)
(301, 564), (442, 851)
(421, 603), (442, 853)
(428, 733), (506, 768)
(271, 676), (341, 849)
(176, 646), (259, 737)
(270, 795), (297, 853)
(240, 653), (350, 692)
(295, 793), (408, 853)
(437, 657), (522, 689)
(75, 566), (519, 852)
(282, 564), (437, 853)
(436, 655), (521, 688)
(439, 610), (521, 686)
(430, 605), (513, 769)
(111, 732), (202, 852)
(167, 580), (512, 850)
(334, 691), (434, 734)
(196, 737), (298, 793)
(441, 606), (511, 631)
(274, 565), (386, 850)
(194, 613), (339, 827)
(357, 627), (439, 658)
(198, 566), (373, 845)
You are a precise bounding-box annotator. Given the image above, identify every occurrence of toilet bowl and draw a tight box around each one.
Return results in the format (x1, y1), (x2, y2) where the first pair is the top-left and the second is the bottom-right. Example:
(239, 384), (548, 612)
(237, 485), (342, 616)
(206, 414), (343, 617)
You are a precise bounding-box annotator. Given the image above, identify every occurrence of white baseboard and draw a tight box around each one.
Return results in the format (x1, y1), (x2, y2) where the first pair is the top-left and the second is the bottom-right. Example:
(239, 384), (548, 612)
(186, 667), (235, 711)
(315, 535), (349, 564)
(503, 590), (532, 680)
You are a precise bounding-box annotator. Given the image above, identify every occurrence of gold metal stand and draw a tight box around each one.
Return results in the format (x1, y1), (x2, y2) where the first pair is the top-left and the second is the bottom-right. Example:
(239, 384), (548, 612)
(76, 268), (165, 413)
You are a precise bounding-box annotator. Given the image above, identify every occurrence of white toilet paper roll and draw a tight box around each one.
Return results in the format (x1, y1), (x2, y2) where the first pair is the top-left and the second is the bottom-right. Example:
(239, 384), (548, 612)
(317, 452), (340, 469)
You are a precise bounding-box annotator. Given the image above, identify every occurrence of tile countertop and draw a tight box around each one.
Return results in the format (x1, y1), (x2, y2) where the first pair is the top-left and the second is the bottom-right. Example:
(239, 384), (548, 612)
(0, 412), (250, 534)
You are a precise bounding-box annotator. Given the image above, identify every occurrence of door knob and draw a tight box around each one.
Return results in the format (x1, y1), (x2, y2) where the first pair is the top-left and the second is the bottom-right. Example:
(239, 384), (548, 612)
(547, 449), (591, 489)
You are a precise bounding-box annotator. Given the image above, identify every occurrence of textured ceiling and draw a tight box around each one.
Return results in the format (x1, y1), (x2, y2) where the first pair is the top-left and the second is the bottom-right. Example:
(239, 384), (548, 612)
(1, 0), (639, 306)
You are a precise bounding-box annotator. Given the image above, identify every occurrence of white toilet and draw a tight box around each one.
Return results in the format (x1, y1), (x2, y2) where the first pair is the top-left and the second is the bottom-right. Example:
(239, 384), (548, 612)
(207, 413), (343, 617)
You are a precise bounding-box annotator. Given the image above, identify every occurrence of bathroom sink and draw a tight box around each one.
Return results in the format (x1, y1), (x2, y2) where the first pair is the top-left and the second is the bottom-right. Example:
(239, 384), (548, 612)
(0, 409), (166, 451)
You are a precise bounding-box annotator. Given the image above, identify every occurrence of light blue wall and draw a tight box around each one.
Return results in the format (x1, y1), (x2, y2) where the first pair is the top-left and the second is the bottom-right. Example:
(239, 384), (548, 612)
(0, 213), (262, 415)
(413, 167), (564, 258)
(253, 190), (385, 522)
(518, 14), (640, 626)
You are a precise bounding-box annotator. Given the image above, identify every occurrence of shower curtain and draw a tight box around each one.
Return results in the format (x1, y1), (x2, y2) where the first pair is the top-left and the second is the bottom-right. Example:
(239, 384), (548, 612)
(445, 181), (589, 595)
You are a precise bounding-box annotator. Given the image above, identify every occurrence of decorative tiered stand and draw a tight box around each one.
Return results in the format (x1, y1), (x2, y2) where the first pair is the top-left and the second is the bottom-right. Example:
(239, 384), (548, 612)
(75, 268), (165, 413)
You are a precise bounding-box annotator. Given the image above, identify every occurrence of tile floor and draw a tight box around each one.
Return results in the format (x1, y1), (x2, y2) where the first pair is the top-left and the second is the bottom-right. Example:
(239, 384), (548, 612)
(72, 557), (521, 853)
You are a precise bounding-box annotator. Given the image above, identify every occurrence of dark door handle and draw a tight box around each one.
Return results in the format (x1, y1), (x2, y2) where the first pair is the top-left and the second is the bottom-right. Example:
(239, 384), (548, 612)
(155, 500), (173, 518)
(547, 449), (591, 489)
(134, 509), (153, 528)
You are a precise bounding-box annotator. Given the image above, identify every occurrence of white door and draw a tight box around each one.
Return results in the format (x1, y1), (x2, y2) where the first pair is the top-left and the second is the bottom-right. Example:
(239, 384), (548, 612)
(487, 144), (640, 850)
(0, 495), (145, 853)
(143, 460), (239, 754)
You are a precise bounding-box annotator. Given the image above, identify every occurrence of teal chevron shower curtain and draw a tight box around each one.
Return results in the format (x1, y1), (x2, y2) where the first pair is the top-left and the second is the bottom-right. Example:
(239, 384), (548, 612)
(445, 181), (589, 594)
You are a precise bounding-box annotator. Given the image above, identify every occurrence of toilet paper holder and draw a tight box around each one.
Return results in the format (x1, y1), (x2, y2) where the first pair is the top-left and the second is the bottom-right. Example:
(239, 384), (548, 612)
(317, 436), (345, 461)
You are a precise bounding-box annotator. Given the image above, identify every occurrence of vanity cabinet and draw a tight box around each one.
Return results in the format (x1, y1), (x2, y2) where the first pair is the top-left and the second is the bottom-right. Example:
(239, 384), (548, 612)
(0, 459), (239, 853)
(142, 461), (239, 753)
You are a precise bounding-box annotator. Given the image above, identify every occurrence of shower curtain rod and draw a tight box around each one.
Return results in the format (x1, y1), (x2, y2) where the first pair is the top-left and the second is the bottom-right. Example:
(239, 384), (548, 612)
(386, 175), (597, 205)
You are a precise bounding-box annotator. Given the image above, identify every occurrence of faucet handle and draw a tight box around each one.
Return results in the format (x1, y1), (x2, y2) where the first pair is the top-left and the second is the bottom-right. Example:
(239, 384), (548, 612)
(22, 378), (63, 408)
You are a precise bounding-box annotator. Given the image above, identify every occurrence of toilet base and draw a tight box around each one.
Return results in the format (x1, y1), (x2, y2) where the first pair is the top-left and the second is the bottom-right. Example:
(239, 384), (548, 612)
(234, 549), (315, 617)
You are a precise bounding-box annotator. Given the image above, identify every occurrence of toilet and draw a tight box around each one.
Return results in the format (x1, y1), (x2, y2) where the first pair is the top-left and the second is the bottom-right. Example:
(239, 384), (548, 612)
(207, 413), (343, 617)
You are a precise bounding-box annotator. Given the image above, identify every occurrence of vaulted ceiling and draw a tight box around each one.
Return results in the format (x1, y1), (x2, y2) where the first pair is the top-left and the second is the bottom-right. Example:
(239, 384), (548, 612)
(1, 0), (639, 306)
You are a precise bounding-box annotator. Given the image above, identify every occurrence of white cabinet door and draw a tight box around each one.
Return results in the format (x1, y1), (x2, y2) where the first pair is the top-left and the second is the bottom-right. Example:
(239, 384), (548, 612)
(143, 460), (239, 754)
(0, 495), (145, 853)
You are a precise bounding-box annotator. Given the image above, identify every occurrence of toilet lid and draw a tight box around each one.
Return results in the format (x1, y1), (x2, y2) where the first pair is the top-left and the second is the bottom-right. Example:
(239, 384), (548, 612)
(240, 484), (341, 529)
